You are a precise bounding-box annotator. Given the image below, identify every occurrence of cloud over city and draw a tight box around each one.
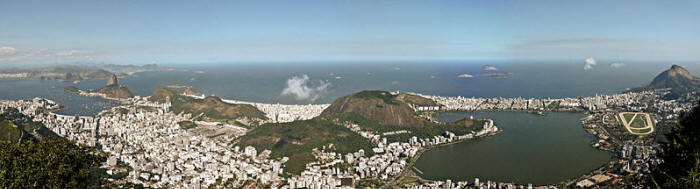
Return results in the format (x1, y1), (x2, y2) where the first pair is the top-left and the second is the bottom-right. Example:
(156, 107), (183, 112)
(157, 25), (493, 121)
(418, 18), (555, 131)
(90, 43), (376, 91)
(281, 75), (331, 102)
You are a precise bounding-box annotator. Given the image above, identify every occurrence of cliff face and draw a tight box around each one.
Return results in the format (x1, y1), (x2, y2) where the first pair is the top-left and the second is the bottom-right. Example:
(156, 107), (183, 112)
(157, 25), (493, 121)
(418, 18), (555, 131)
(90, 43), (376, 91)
(321, 91), (432, 127)
(107, 74), (119, 86)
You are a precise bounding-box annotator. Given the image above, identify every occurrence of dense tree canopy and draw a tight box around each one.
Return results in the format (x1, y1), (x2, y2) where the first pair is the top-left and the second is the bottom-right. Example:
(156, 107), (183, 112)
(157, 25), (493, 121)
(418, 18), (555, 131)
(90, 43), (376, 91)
(0, 138), (105, 188)
(653, 101), (700, 188)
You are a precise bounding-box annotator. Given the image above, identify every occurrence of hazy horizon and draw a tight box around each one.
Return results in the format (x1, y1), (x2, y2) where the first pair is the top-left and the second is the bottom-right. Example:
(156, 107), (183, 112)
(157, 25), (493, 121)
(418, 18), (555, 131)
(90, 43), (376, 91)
(2, 0), (700, 65)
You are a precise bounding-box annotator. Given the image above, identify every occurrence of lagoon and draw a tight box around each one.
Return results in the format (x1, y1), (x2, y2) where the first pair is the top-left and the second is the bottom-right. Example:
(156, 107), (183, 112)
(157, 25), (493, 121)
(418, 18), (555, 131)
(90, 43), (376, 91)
(413, 111), (611, 185)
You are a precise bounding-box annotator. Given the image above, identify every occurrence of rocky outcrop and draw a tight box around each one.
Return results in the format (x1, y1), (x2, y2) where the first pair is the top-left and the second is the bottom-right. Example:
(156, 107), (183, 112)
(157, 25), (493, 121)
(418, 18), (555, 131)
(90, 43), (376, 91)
(107, 74), (119, 86)
(91, 73), (133, 99)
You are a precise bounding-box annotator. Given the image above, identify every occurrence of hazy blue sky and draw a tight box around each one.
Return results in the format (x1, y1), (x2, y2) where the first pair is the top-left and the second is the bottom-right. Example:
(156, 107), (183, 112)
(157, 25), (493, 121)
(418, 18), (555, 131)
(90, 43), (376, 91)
(1, 0), (699, 65)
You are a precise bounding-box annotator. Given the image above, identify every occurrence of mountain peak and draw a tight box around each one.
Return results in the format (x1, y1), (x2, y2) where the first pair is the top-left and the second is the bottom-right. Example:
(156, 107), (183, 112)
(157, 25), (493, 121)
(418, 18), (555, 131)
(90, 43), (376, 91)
(642, 64), (699, 98)
(668, 65), (694, 79)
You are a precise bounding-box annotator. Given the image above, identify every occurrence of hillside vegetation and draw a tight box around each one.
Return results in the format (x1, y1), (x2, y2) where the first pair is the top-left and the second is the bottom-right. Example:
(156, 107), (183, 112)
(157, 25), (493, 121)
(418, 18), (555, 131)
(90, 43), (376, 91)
(149, 87), (267, 127)
(322, 91), (430, 127)
(0, 139), (106, 188)
(0, 108), (59, 143)
(237, 90), (486, 175)
(236, 118), (375, 175)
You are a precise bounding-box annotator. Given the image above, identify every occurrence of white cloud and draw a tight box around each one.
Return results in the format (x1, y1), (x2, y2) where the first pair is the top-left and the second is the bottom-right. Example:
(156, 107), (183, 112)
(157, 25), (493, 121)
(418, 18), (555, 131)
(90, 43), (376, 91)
(281, 75), (331, 102)
(0, 46), (16, 54)
(610, 62), (625, 68)
(483, 65), (498, 71)
(584, 57), (597, 71)
(457, 73), (474, 78)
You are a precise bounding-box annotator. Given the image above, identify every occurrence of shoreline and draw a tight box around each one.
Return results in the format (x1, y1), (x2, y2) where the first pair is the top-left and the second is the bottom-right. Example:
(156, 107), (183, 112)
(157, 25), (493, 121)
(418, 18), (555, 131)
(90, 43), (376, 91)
(1, 85), (674, 187)
(392, 110), (615, 188)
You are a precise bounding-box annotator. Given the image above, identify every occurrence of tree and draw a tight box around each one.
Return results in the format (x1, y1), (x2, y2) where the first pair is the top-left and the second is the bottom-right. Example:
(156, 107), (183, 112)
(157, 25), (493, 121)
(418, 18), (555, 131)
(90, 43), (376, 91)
(0, 138), (106, 188)
(653, 101), (700, 188)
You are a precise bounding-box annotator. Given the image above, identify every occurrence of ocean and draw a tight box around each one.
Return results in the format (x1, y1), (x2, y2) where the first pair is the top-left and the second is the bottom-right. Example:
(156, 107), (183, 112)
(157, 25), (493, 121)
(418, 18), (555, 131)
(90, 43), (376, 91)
(1, 61), (697, 115)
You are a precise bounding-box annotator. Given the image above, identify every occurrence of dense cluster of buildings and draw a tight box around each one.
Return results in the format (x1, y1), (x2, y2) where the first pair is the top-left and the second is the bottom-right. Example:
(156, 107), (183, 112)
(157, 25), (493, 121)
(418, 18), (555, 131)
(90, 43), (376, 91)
(184, 94), (329, 123)
(425, 90), (674, 112)
(1, 98), (286, 188)
(1, 87), (696, 188)
(287, 118), (500, 189)
(1, 96), (500, 188)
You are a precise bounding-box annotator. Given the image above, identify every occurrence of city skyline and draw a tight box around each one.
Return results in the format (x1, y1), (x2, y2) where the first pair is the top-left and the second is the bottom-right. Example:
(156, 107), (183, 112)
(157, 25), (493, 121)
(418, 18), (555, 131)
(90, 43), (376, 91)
(1, 0), (700, 65)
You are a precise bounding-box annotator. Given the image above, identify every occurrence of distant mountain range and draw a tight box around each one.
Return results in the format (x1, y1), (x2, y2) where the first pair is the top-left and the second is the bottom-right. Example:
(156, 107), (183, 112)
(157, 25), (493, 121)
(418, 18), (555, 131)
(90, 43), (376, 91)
(0, 64), (170, 81)
(634, 65), (699, 99)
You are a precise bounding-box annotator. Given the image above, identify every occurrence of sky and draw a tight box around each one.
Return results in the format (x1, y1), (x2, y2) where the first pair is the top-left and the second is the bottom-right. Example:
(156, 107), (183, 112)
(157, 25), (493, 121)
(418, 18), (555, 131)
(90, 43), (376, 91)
(1, 0), (699, 65)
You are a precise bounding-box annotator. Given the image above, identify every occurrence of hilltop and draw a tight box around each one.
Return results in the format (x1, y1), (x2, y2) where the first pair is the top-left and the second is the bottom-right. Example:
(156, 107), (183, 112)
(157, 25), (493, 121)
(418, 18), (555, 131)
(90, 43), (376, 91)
(321, 90), (486, 141)
(321, 91), (433, 127)
(634, 65), (699, 99)
(149, 87), (267, 127)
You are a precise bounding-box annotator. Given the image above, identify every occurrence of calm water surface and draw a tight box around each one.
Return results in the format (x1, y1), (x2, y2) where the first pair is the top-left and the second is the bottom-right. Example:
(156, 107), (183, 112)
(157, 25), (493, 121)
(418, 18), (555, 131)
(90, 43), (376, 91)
(1, 61), (697, 115)
(413, 112), (612, 185)
(0, 79), (117, 116)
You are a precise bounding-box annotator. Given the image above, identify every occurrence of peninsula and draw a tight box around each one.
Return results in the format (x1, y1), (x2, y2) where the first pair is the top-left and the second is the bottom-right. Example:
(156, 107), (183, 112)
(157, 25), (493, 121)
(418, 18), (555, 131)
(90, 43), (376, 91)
(65, 74), (135, 99)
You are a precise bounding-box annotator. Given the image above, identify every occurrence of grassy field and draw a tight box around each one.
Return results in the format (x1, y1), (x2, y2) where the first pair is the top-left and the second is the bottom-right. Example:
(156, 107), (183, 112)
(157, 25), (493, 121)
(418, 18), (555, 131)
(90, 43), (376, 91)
(623, 113), (635, 123)
(619, 112), (655, 136)
(630, 114), (648, 128)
